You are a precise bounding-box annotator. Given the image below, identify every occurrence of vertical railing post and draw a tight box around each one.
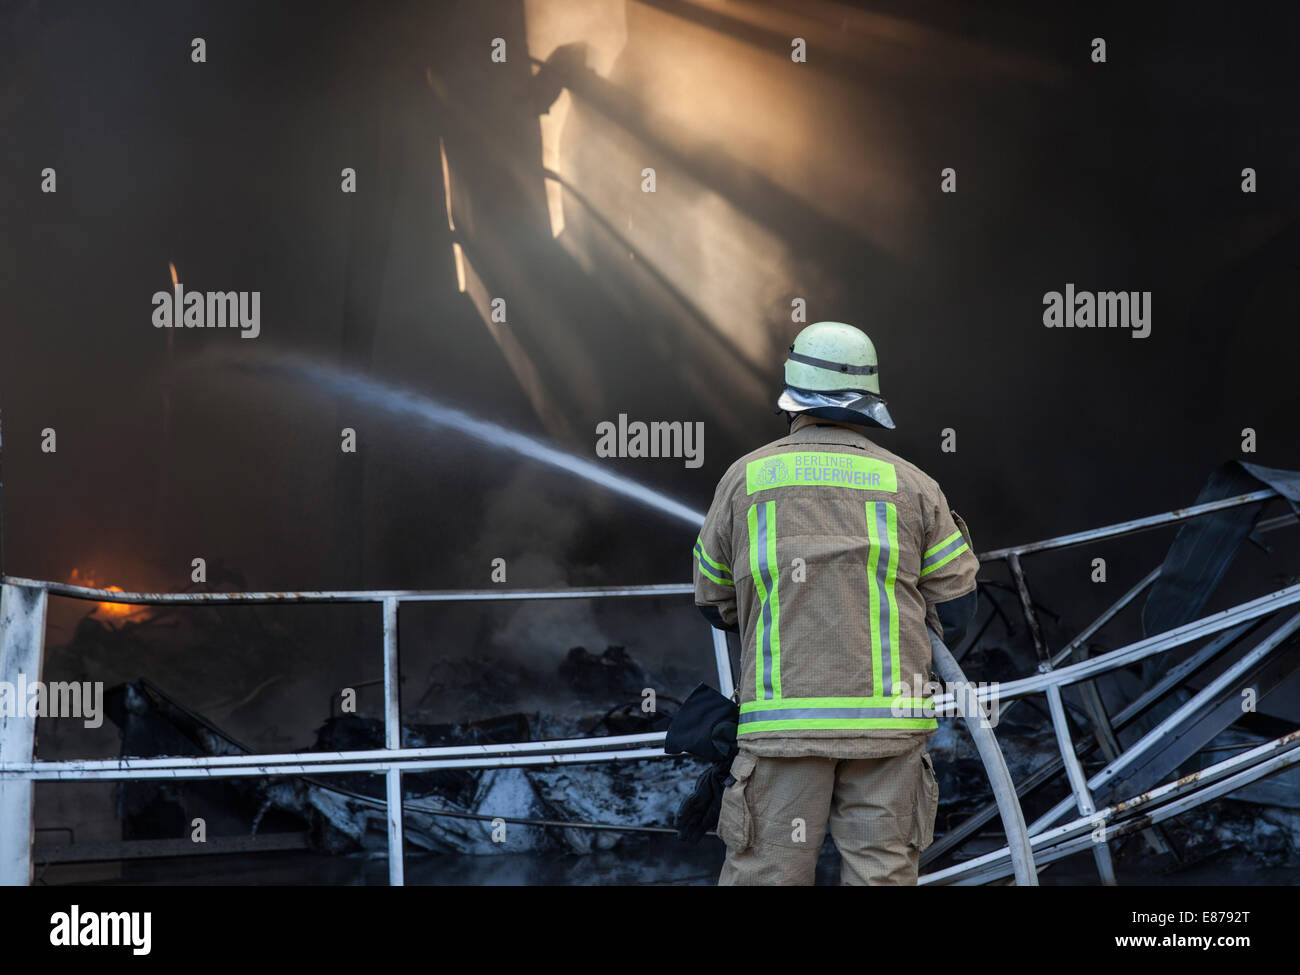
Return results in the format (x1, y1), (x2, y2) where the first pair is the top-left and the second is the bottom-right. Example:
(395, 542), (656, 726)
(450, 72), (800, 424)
(1045, 681), (1116, 885)
(711, 628), (734, 699)
(0, 583), (48, 886)
(382, 597), (404, 886)
(1006, 552), (1049, 666)
(1010, 546), (1121, 874)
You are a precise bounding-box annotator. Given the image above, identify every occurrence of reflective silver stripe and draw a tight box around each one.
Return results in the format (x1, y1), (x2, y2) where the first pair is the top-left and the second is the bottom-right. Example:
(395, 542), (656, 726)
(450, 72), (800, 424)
(740, 707), (928, 722)
(921, 534), (967, 574)
(756, 502), (776, 700)
(872, 501), (893, 696)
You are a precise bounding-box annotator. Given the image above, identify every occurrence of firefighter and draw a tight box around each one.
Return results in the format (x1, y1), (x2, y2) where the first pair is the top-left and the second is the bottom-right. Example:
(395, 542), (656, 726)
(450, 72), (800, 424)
(692, 321), (979, 885)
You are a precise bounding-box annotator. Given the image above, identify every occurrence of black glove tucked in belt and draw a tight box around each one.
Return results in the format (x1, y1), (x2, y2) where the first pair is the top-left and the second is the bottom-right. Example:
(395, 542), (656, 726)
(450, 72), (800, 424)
(664, 683), (739, 844)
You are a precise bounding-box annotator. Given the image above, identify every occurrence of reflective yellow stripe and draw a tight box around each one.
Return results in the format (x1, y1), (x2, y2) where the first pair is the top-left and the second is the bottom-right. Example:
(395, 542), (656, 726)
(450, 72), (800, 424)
(694, 537), (731, 577)
(740, 696), (933, 712)
(747, 501), (781, 700)
(924, 530), (963, 559)
(739, 694), (939, 731)
(920, 531), (970, 578)
(865, 501), (900, 696)
(739, 717), (938, 733)
(694, 537), (734, 587)
(696, 561), (733, 587)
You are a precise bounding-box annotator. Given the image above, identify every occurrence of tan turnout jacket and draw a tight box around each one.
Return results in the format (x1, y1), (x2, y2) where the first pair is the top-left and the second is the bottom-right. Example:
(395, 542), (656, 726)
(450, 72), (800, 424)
(693, 416), (978, 756)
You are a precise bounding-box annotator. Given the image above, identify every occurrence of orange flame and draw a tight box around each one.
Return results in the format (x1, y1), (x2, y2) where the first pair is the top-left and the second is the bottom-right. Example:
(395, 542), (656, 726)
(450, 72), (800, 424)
(169, 261), (179, 287)
(68, 569), (148, 619)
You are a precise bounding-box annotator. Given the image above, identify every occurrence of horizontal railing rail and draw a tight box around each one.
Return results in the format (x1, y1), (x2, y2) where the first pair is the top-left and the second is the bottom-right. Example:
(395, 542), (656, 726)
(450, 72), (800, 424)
(2, 486), (1295, 886)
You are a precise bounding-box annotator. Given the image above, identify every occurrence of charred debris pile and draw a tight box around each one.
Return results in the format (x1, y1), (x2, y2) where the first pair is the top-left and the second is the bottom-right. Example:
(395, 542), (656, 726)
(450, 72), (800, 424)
(96, 642), (695, 858)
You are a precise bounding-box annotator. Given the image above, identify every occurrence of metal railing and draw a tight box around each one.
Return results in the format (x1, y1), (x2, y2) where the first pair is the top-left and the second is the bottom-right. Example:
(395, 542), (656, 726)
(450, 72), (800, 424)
(1, 487), (1295, 886)
(0, 581), (732, 886)
(922, 487), (1300, 885)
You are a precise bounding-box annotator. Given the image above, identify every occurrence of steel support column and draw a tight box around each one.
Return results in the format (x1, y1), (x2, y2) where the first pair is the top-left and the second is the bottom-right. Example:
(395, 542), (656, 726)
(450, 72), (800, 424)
(0, 584), (48, 886)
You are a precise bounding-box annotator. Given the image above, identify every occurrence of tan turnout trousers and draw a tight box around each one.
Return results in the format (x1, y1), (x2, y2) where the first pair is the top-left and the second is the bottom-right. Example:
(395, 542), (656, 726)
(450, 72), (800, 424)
(717, 738), (940, 885)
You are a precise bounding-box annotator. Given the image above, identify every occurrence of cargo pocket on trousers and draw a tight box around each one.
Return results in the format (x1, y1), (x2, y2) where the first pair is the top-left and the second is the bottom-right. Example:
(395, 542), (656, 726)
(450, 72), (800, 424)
(718, 752), (757, 854)
(912, 748), (939, 851)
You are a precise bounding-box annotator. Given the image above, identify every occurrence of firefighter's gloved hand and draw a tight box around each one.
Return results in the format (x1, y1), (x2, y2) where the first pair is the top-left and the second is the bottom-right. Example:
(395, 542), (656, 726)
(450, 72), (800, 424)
(675, 759), (731, 844)
(665, 683), (739, 764)
(665, 684), (739, 844)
